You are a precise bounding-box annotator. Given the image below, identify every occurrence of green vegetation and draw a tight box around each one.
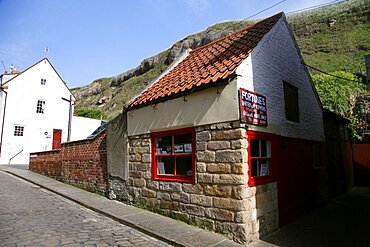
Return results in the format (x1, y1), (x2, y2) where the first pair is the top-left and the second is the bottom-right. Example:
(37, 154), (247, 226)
(74, 108), (110, 120)
(312, 71), (367, 138)
(289, 0), (370, 75)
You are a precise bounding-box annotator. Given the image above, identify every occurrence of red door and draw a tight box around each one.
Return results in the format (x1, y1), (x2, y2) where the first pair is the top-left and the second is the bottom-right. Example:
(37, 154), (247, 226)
(52, 129), (62, 150)
(277, 138), (315, 226)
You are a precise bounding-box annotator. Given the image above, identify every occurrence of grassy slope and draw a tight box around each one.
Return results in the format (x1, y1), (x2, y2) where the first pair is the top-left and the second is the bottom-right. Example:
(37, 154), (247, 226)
(289, 0), (370, 75)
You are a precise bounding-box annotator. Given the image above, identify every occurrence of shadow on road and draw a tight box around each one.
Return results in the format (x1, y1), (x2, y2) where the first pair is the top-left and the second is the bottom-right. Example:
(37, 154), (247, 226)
(253, 187), (370, 247)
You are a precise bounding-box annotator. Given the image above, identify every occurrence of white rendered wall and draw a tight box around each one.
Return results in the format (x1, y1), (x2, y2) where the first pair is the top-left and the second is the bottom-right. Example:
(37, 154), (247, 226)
(235, 18), (324, 141)
(0, 59), (74, 164)
(127, 82), (239, 136)
(71, 116), (102, 141)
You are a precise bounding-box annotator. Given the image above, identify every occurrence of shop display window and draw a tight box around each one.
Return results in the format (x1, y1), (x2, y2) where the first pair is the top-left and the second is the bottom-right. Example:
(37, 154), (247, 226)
(248, 131), (276, 186)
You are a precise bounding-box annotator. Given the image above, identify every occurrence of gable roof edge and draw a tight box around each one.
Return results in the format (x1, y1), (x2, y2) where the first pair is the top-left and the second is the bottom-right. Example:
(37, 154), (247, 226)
(2, 58), (76, 101)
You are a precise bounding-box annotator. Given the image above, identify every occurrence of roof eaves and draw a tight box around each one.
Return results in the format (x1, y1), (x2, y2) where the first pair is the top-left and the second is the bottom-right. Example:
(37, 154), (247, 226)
(127, 76), (232, 111)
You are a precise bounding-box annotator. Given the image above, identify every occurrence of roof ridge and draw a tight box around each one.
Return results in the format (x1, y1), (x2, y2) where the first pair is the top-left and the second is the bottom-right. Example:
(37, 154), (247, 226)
(191, 12), (283, 53)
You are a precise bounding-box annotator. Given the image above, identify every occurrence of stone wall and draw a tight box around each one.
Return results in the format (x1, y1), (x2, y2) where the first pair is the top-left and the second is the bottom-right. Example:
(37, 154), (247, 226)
(29, 131), (107, 190)
(112, 121), (278, 245)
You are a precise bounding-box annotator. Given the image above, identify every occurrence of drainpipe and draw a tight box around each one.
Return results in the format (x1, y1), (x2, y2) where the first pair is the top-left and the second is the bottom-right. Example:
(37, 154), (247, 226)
(0, 86), (8, 157)
(62, 95), (73, 142)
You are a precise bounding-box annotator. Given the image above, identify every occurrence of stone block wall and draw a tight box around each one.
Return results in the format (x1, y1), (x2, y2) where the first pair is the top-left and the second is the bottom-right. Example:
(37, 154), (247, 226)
(29, 131), (107, 190)
(112, 121), (278, 244)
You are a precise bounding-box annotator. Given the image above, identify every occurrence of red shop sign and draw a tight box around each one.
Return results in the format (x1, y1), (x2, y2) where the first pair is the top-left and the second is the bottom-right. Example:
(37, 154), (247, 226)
(239, 88), (268, 126)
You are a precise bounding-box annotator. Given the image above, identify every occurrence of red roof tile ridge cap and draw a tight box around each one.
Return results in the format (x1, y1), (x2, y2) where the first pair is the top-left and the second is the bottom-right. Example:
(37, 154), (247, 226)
(191, 12), (283, 54)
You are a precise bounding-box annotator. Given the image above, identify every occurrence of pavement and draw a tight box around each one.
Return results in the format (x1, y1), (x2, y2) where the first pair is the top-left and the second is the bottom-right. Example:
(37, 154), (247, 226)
(2, 165), (370, 247)
(0, 165), (241, 247)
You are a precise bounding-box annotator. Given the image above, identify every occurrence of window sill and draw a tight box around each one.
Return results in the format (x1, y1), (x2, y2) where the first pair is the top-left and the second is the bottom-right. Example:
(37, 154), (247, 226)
(152, 175), (194, 184)
(248, 176), (275, 187)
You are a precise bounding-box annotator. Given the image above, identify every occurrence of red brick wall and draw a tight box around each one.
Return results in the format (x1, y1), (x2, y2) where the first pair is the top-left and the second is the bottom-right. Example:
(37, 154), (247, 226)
(29, 131), (107, 186)
(29, 150), (62, 177)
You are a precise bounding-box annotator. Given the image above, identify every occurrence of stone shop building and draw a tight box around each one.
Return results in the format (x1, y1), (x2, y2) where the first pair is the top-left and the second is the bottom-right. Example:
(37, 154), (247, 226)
(108, 12), (325, 245)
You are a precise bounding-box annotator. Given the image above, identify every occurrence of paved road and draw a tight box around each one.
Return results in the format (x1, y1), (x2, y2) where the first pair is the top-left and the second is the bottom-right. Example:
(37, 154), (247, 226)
(0, 171), (171, 247)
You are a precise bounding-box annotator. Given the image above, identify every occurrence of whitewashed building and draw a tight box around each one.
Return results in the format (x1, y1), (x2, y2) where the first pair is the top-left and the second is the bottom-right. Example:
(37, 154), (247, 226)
(0, 58), (101, 165)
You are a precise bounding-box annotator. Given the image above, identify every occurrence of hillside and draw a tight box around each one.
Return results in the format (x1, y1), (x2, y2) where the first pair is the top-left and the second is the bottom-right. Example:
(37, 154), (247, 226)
(71, 0), (370, 118)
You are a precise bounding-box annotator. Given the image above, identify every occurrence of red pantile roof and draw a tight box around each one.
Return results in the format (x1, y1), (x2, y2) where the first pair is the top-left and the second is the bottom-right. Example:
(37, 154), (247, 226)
(126, 13), (283, 109)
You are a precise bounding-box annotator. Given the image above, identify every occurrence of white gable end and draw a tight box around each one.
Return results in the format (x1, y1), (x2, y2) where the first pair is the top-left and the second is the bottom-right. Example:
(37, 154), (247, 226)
(236, 17), (324, 141)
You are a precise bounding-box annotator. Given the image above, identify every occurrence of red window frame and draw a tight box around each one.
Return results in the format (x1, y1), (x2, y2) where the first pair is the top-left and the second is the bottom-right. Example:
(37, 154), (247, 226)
(151, 128), (195, 183)
(248, 131), (277, 186)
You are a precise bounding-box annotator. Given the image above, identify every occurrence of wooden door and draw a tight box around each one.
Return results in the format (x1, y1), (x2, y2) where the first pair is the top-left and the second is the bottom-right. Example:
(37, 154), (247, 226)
(277, 138), (315, 226)
(52, 129), (62, 150)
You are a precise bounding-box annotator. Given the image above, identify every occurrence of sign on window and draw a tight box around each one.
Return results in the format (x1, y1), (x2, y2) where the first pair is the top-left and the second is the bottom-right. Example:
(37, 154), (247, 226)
(239, 88), (267, 126)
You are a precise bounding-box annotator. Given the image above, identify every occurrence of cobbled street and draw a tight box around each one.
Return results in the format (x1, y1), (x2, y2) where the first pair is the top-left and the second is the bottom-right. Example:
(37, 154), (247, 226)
(0, 171), (171, 247)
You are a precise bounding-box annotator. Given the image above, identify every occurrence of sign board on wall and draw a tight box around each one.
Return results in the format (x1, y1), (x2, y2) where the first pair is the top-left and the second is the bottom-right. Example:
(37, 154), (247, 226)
(239, 88), (268, 126)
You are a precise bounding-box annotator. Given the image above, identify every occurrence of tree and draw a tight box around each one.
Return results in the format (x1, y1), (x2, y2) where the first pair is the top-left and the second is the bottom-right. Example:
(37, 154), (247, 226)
(74, 109), (110, 120)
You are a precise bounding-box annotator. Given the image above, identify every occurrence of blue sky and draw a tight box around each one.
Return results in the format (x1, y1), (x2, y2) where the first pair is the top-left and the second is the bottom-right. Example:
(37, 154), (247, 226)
(0, 0), (337, 88)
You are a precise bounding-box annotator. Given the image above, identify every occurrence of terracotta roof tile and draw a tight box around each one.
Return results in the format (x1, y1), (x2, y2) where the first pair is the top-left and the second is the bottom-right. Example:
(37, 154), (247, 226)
(126, 12), (283, 109)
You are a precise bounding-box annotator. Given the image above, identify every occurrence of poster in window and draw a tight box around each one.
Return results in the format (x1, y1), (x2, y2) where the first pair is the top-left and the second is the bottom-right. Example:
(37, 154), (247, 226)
(174, 144), (184, 153)
(158, 162), (165, 174)
(184, 143), (192, 153)
(239, 88), (268, 126)
(260, 163), (269, 176)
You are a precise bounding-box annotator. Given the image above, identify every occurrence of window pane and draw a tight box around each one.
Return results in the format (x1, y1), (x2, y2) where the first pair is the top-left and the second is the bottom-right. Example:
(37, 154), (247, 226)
(259, 160), (269, 176)
(250, 139), (260, 157)
(157, 156), (174, 175)
(174, 134), (192, 154)
(261, 140), (271, 157)
(251, 159), (258, 177)
(174, 133), (192, 144)
(176, 156), (192, 176)
(14, 126), (24, 136)
(36, 100), (45, 114)
(156, 136), (172, 154)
